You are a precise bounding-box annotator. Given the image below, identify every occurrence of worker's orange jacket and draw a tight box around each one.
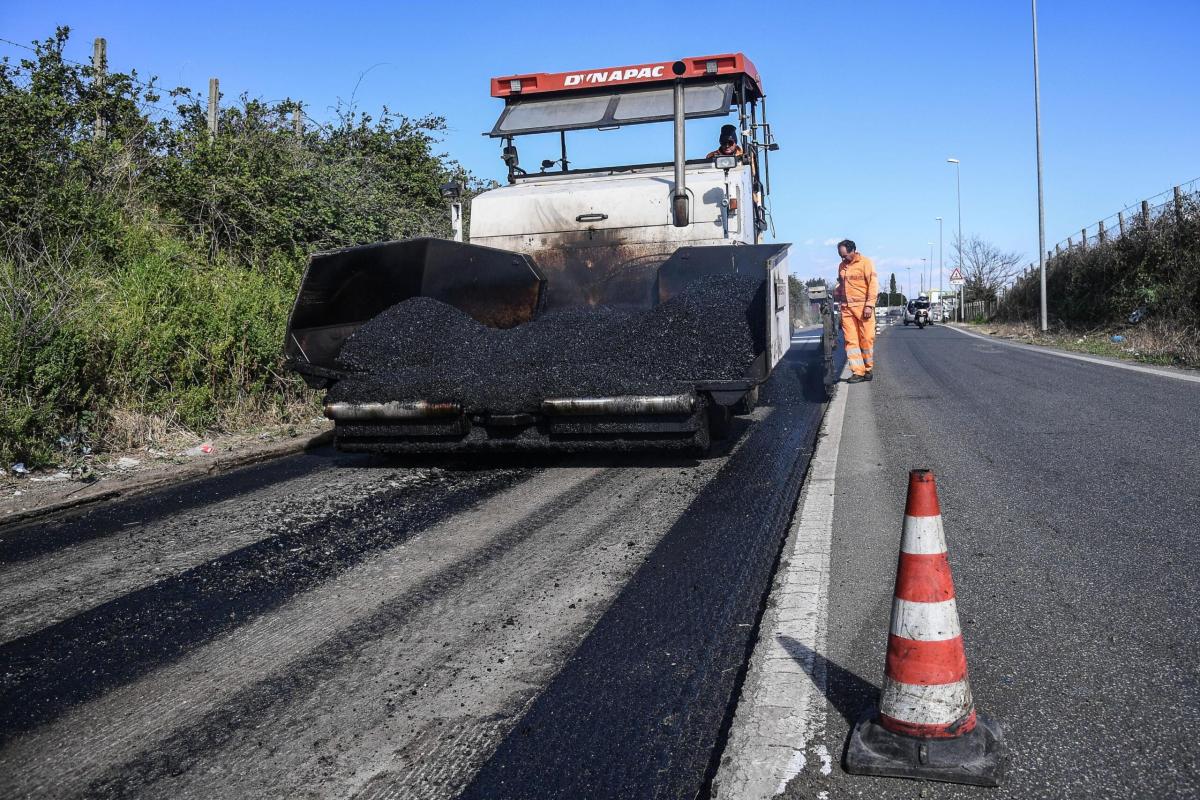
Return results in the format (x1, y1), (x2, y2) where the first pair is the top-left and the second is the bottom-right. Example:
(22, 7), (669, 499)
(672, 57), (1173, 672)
(836, 253), (879, 317)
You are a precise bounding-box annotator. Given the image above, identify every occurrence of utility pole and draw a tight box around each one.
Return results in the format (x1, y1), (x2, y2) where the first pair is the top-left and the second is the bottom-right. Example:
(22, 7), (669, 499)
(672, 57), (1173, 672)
(1033, 0), (1048, 330)
(92, 37), (107, 141)
(293, 104), (303, 136)
(207, 78), (220, 140)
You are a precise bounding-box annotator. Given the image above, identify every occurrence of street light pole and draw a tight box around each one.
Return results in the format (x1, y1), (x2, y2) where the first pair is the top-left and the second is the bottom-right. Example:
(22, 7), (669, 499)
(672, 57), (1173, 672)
(1033, 0), (1048, 331)
(921, 259), (927, 294)
(936, 217), (944, 296)
(947, 158), (963, 320)
(928, 242), (935, 295)
(906, 266), (911, 303)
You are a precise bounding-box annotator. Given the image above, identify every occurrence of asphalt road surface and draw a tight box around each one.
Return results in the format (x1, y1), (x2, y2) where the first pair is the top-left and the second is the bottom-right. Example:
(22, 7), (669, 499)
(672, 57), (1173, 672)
(0, 328), (833, 800)
(771, 322), (1199, 799)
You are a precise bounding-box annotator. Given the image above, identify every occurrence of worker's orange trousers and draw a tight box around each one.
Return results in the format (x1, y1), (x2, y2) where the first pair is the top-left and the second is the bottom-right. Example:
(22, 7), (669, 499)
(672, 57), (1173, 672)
(841, 308), (875, 376)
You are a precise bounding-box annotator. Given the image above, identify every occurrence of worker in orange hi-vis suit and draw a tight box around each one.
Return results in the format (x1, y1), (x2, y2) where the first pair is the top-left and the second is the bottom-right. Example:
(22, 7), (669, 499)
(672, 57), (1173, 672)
(833, 239), (879, 383)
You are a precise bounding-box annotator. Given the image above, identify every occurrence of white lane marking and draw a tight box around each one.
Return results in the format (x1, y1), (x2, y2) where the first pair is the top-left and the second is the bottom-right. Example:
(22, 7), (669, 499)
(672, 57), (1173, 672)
(713, 362), (849, 798)
(880, 677), (974, 724)
(890, 597), (962, 641)
(900, 514), (947, 555)
(944, 324), (1200, 384)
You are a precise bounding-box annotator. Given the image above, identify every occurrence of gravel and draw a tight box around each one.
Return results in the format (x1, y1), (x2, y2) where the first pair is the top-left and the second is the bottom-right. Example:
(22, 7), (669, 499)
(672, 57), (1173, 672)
(329, 275), (765, 413)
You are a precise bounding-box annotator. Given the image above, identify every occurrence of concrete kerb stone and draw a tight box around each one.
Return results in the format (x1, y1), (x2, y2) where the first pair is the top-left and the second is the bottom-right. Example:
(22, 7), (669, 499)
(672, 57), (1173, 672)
(0, 429), (334, 529)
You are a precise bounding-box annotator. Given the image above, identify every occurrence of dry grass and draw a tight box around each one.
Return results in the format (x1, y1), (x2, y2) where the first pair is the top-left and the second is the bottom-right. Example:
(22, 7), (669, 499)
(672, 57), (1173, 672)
(99, 392), (321, 456)
(969, 319), (1200, 369)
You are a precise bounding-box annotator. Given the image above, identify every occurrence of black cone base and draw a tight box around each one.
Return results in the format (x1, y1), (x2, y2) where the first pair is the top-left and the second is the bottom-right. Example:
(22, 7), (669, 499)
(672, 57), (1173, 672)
(844, 707), (1006, 787)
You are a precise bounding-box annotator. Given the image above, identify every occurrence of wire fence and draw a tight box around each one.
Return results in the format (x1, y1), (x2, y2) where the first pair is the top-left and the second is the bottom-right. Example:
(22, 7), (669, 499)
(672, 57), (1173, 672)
(990, 178), (1200, 313)
(1047, 176), (1199, 255)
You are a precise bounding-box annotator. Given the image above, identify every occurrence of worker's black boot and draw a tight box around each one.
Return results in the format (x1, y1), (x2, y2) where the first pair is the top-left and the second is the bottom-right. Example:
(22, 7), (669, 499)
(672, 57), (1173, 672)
(847, 374), (867, 384)
(864, 371), (874, 381)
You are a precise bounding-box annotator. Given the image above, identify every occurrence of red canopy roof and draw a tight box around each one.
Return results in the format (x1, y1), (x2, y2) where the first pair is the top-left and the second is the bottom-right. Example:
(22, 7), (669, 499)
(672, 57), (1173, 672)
(491, 53), (762, 99)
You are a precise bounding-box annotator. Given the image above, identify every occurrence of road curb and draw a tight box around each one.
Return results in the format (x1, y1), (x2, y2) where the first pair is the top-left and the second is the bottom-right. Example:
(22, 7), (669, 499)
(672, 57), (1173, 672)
(1, 429), (334, 529)
(946, 323), (1200, 383)
(712, 363), (850, 798)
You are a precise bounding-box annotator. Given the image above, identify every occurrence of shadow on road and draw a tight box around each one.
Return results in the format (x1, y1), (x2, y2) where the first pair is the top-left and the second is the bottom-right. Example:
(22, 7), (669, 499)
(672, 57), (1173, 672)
(776, 634), (879, 726)
(0, 469), (524, 745)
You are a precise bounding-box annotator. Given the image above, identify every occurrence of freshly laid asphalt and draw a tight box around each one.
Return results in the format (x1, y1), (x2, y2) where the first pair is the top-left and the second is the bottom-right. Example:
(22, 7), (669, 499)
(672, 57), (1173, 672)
(0, 330), (831, 800)
(777, 322), (1200, 799)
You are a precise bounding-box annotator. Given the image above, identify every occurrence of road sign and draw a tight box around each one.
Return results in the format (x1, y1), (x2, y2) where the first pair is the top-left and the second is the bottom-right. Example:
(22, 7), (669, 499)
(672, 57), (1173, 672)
(949, 268), (965, 286)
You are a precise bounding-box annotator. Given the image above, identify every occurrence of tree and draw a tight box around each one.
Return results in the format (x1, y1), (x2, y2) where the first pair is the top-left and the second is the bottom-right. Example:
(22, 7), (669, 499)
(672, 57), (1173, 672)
(953, 234), (1022, 302)
(889, 273), (898, 296)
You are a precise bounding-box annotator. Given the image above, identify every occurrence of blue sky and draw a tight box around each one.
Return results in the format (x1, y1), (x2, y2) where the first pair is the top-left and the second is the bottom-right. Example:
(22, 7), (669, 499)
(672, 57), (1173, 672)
(3, 1), (1197, 293)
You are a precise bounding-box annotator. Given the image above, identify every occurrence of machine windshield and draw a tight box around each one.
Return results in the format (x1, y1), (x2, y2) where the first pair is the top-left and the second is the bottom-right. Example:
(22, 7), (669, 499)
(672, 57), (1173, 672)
(491, 81), (735, 136)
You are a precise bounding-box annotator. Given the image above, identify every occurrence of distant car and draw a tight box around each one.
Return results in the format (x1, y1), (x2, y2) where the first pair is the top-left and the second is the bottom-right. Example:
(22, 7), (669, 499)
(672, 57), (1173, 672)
(904, 298), (931, 326)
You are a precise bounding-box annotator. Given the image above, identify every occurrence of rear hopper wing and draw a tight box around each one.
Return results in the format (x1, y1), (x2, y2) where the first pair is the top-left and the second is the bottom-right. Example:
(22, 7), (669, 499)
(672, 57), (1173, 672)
(284, 238), (543, 388)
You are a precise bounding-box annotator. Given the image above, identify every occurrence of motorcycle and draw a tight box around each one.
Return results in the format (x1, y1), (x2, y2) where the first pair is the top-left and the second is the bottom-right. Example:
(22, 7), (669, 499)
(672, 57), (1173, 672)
(915, 307), (929, 329)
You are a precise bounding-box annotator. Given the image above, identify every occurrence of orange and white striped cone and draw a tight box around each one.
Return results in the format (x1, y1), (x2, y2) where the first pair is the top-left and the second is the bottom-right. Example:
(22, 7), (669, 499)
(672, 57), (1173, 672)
(845, 469), (1006, 786)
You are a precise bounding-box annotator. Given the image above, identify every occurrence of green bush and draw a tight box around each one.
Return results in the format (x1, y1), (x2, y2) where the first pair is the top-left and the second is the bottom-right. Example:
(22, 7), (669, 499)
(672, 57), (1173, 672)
(0, 27), (482, 464)
(999, 192), (1200, 326)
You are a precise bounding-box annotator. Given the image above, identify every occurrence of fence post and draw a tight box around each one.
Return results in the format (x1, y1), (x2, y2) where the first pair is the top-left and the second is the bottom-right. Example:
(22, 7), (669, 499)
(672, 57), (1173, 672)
(1175, 186), (1185, 225)
(92, 37), (107, 142)
(1080, 228), (1088, 251)
(1067, 236), (1073, 251)
(207, 78), (219, 139)
(1055, 243), (1061, 257)
(1142, 199), (1151, 228)
(1098, 219), (1106, 243)
(1118, 210), (1126, 236)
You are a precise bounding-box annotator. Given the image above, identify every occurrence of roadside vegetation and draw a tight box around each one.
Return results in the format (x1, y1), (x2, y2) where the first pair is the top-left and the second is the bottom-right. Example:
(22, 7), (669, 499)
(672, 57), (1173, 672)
(991, 188), (1200, 367)
(1, 28), (481, 465)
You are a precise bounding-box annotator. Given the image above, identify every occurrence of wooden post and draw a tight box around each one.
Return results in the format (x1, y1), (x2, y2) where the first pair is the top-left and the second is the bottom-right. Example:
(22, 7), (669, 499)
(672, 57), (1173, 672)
(1055, 243), (1061, 257)
(1067, 236), (1073, 251)
(207, 78), (219, 139)
(92, 38), (107, 141)
(293, 105), (303, 136)
(1175, 185), (1185, 225)
(1142, 199), (1151, 228)
(1118, 210), (1126, 236)
(1080, 228), (1088, 251)
(1098, 219), (1106, 243)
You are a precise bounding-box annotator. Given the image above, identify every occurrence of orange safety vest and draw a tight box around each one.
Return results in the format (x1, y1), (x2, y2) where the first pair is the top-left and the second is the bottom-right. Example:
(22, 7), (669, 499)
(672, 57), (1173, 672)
(837, 253), (879, 314)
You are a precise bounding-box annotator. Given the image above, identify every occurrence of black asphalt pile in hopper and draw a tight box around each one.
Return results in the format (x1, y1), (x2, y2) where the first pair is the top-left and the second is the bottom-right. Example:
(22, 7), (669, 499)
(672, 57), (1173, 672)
(329, 274), (764, 414)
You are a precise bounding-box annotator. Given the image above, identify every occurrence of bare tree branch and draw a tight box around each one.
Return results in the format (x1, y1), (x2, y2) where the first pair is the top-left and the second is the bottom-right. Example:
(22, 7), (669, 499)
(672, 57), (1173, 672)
(953, 234), (1022, 301)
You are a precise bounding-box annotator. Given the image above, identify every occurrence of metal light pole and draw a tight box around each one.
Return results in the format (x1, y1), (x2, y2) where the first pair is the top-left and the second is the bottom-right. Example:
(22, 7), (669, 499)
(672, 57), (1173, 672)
(1033, 0), (1048, 331)
(936, 217), (944, 294)
(921, 259), (928, 294)
(928, 242), (935, 295)
(947, 158), (963, 320)
(906, 266), (912, 302)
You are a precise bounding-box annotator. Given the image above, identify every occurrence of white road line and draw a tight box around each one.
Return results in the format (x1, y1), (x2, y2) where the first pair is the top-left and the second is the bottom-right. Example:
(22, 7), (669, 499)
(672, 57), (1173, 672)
(712, 364), (849, 798)
(944, 324), (1200, 384)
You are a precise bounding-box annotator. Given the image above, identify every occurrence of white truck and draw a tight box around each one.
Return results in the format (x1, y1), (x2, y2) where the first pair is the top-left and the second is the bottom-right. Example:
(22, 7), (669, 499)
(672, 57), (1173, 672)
(284, 54), (792, 453)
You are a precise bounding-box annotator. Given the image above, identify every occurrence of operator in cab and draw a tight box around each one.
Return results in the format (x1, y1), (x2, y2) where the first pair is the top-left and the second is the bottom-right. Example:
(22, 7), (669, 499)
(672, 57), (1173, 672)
(707, 124), (743, 160)
(834, 239), (879, 383)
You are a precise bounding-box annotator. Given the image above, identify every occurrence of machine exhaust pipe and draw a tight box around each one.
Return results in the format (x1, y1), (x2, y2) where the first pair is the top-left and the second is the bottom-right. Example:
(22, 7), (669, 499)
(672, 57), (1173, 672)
(671, 61), (689, 227)
(324, 400), (462, 420)
(542, 393), (697, 416)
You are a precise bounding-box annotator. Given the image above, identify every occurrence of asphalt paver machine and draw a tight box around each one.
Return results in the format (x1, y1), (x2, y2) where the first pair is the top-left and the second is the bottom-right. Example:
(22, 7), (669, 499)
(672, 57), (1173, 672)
(284, 54), (791, 453)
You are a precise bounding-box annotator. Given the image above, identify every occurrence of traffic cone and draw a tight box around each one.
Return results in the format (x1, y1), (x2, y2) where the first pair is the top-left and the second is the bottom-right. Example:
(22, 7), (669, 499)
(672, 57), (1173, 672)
(844, 469), (1006, 786)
